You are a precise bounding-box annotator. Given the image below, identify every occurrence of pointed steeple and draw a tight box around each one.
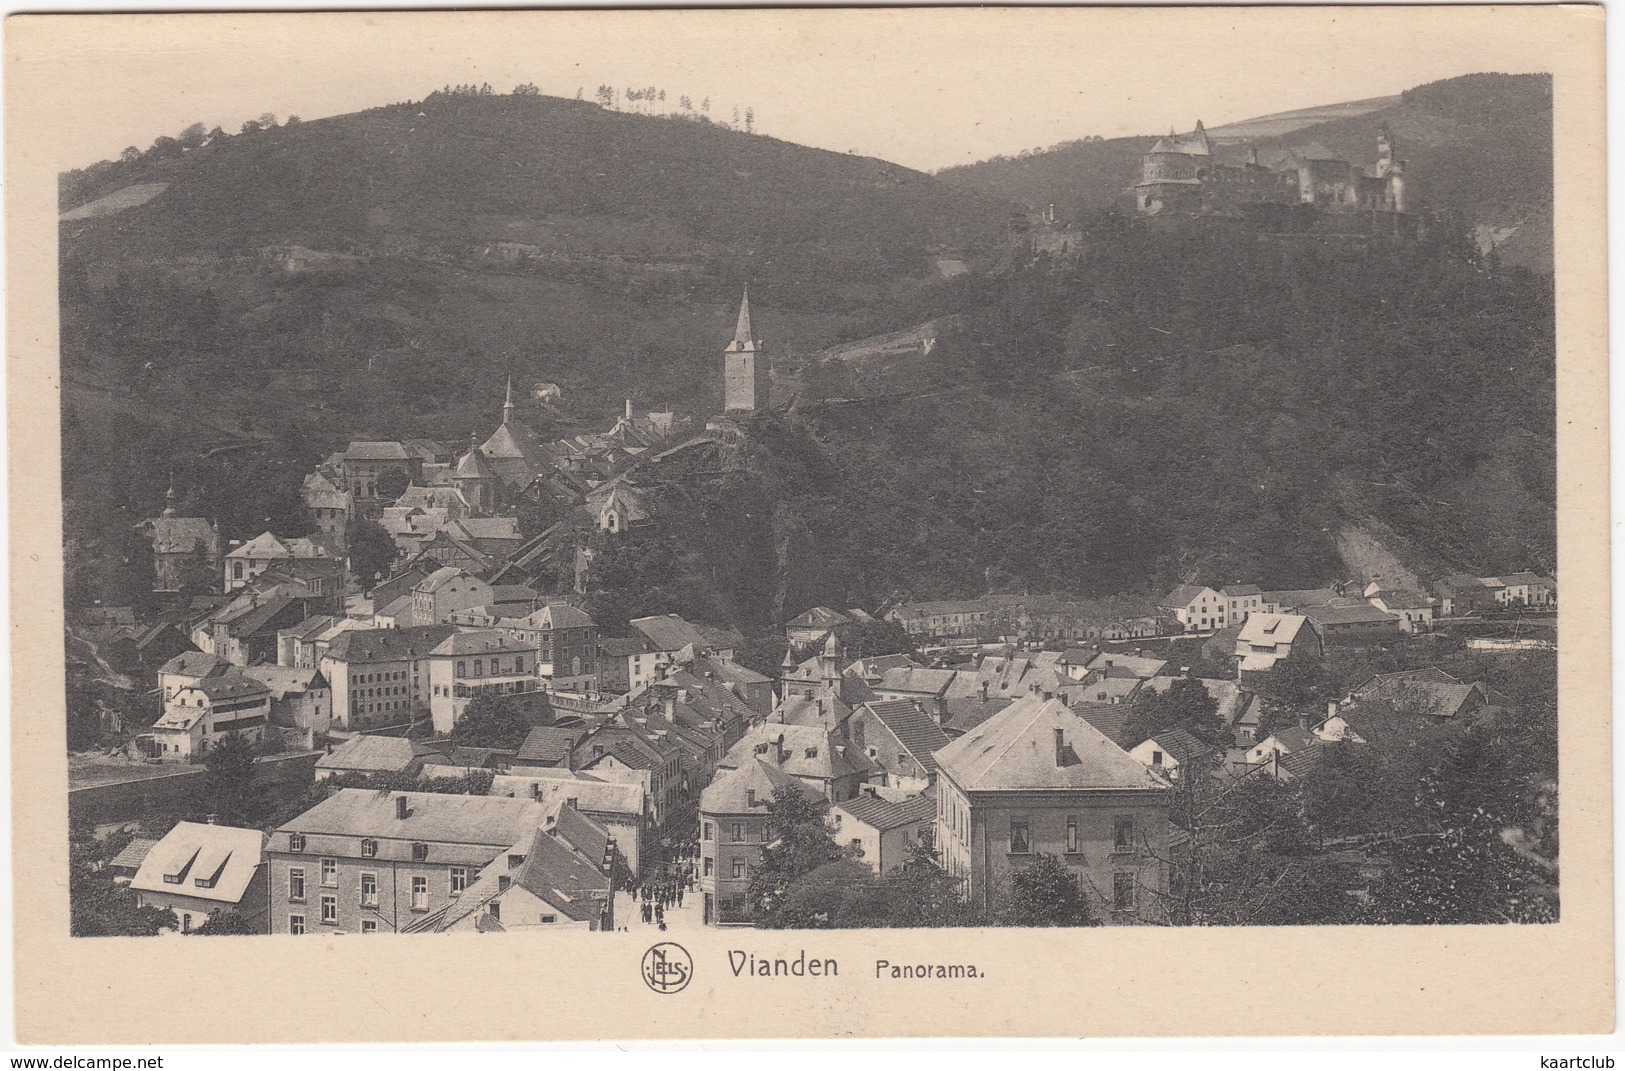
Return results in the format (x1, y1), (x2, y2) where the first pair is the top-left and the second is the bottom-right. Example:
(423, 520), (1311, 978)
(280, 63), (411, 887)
(502, 377), (514, 425)
(731, 287), (755, 352)
(161, 477), (178, 518)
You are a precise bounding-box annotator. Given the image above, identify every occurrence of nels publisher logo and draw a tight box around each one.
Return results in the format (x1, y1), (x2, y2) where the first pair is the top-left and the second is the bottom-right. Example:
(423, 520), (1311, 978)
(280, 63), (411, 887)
(641, 942), (693, 995)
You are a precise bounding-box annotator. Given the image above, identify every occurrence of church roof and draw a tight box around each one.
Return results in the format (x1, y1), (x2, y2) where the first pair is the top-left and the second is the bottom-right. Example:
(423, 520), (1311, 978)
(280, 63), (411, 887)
(730, 288), (755, 352)
(453, 445), (497, 479)
(1148, 121), (1213, 157)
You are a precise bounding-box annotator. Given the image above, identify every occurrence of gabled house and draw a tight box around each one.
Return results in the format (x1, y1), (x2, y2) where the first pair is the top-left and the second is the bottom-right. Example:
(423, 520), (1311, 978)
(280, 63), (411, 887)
(717, 721), (875, 802)
(130, 821), (269, 933)
(1159, 584), (1223, 632)
(149, 674), (272, 762)
(1128, 727), (1216, 780)
(1366, 590), (1436, 634)
(1234, 612), (1316, 676)
(845, 699), (951, 793)
(831, 788), (937, 876)
(699, 758), (825, 925)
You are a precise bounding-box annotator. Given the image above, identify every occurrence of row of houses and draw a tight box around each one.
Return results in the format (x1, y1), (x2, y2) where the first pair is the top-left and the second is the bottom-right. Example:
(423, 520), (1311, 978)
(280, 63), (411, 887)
(873, 568), (1555, 649)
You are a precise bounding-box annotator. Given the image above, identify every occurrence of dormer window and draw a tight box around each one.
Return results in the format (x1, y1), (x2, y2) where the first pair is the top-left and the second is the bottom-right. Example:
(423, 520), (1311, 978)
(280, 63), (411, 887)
(288, 833), (306, 853)
(360, 838), (377, 858)
(412, 842), (429, 862)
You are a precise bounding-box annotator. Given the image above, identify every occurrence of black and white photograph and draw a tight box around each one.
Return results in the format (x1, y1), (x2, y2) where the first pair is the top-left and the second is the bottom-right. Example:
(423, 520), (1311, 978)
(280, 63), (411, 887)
(8, 4), (1611, 1044)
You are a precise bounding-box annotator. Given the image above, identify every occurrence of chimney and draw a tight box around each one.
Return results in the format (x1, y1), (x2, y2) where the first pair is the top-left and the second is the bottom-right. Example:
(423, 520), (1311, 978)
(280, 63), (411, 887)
(980, 680), (989, 701)
(625, 398), (633, 420)
(531, 783), (542, 801)
(567, 796), (579, 810)
(1053, 728), (1066, 768)
(1297, 713), (1311, 731)
(746, 788), (757, 807)
(396, 796), (409, 820)
(1327, 700), (1339, 722)
(204, 813), (218, 825)
(498, 875), (511, 892)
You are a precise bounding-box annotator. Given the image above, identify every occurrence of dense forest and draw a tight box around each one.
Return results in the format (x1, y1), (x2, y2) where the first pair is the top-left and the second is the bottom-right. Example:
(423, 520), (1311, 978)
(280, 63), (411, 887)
(582, 216), (1554, 636)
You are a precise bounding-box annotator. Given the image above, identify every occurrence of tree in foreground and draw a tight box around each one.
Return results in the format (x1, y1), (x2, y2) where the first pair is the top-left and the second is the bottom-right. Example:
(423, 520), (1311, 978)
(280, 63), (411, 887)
(69, 836), (176, 937)
(192, 909), (260, 935)
(448, 694), (531, 750)
(748, 787), (843, 923)
(204, 734), (264, 827)
(998, 853), (1098, 926)
(347, 516), (398, 588)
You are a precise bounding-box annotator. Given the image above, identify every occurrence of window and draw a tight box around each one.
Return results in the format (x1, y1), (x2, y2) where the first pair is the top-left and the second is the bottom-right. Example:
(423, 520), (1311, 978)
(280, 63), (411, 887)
(540, 914), (557, 924)
(288, 868), (306, 902)
(289, 914), (305, 935)
(411, 876), (428, 911)
(1114, 871), (1138, 911)
(731, 860), (745, 879)
(360, 838), (377, 858)
(1151, 750), (1164, 767)
(288, 833), (306, 853)
(1009, 817), (1031, 854)
(450, 867), (468, 895)
(361, 920), (378, 934)
(1066, 816), (1080, 854)
(360, 872), (378, 907)
(456, 660), (466, 676)
(412, 842), (429, 862)
(702, 822), (713, 842)
(474, 660), (483, 676)
(703, 857), (714, 876)
(514, 655), (525, 673)
(320, 858), (337, 887)
(1113, 817), (1135, 853)
(732, 823), (744, 843)
(320, 895), (337, 925)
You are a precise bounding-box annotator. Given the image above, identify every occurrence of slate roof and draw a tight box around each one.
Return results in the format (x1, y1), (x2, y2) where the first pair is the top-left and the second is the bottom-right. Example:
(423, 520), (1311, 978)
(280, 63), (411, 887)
(160, 651), (234, 679)
(489, 770), (645, 817)
(941, 696), (1014, 737)
(1143, 727), (1213, 765)
(515, 726), (587, 766)
(108, 836), (160, 873)
(1220, 584), (1263, 597)
(186, 674), (271, 703)
(145, 516), (217, 555)
(1265, 725), (1319, 753)
(835, 789), (937, 832)
(275, 789), (550, 847)
(130, 822), (266, 905)
(1263, 588), (1341, 609)
(326, 625), (456, 664)
(316, 735), (423, 773)
(700, 757), (823, 815)
(429, 630), (530, 658)
(876, 666), (959, 696)
(1069, 702), (1135, 747)
(862, 699), (951, 773)
(935, 696), (1169, 792)
(344, 441), (411, 461)
(630, 614), (720, 653)
(1237, 612), (1309, 648)
(788, 606), (853, 630)
(1161, 584), (1213, 608)
(1370, 590), (1434, 610)
(722, 722), (874, 784)
(1084, 651), (1168, 680)
(1302, 603), (1400, 627)
(598, 637), (652, 658)
(524, 603), (595, 630)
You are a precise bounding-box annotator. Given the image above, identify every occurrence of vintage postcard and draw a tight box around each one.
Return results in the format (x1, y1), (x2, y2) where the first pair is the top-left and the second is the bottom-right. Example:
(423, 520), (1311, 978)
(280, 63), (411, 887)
(7, 5), (1611, 1043)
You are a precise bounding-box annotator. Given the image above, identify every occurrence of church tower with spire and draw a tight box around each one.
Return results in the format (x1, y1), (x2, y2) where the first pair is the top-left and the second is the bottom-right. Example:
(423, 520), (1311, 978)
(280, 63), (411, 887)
(722, 287), (767, 413)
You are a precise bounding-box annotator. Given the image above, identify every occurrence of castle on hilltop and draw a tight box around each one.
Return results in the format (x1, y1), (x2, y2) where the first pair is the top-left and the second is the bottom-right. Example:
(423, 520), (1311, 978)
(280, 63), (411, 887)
(721, 287), (767, 414)
(1133, 121), (1411, 218)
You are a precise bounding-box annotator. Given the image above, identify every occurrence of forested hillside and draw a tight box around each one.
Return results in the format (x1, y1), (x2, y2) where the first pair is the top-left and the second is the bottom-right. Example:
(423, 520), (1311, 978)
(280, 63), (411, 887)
(584, 220), (1554, 634)
(938, 73), (1553, 271)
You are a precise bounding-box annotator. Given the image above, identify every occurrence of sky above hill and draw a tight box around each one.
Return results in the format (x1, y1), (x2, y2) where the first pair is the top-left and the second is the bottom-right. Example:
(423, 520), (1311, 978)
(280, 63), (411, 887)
(30, 6), (1570, 175)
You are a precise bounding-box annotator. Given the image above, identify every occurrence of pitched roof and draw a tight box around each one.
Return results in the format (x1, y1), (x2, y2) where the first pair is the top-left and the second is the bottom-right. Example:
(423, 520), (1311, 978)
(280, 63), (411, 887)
(700, 757), (822, 814)
(861, 700), (951, 772)
(876, 666), (959, 696)
(326, 625), (456, 664)
(835, 789), (937, 832)
(1302, 603), (1400, 627)
(315, 735), (422, 773)
(108, 836), (161, 872)
(344, 441), (411, 461)
(1263, 588), (1341, 609)
(1142, 727), (1213, 764)
(1237, 612), (1309, 648)
(453, 445), (498, 479)
(191, 676), (270, 705)
(524, 603), (595, 630)
(129, 822), (266, 905)
(1220, 584), (1263, 596)
(598, 637), (653, 658)
(788, 606), (853, 630)
(160, 650), (234, 678)
(489, 770), (644, 817)
(721, 722), (874, 783)
(1265, 725), (1319, 753)
(515, 726), (587, 766)
(429, 629), (531, 657)
(1161, 584), (1214, 608)
(629, 614), (727, 653)
(275, 789), (551, 847)
(1084, 651), (1168, 680)
(935, 696), (1169, 792)
(941, 696), (1014, 736)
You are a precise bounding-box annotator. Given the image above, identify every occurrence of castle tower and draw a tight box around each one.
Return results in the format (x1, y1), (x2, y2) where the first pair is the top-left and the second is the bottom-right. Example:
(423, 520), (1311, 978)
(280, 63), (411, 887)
(1376, 125), (1394, 177)
(501, 376), (515, 426)
(722, 287), (767, 413)
(451, 432), (498, 515)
